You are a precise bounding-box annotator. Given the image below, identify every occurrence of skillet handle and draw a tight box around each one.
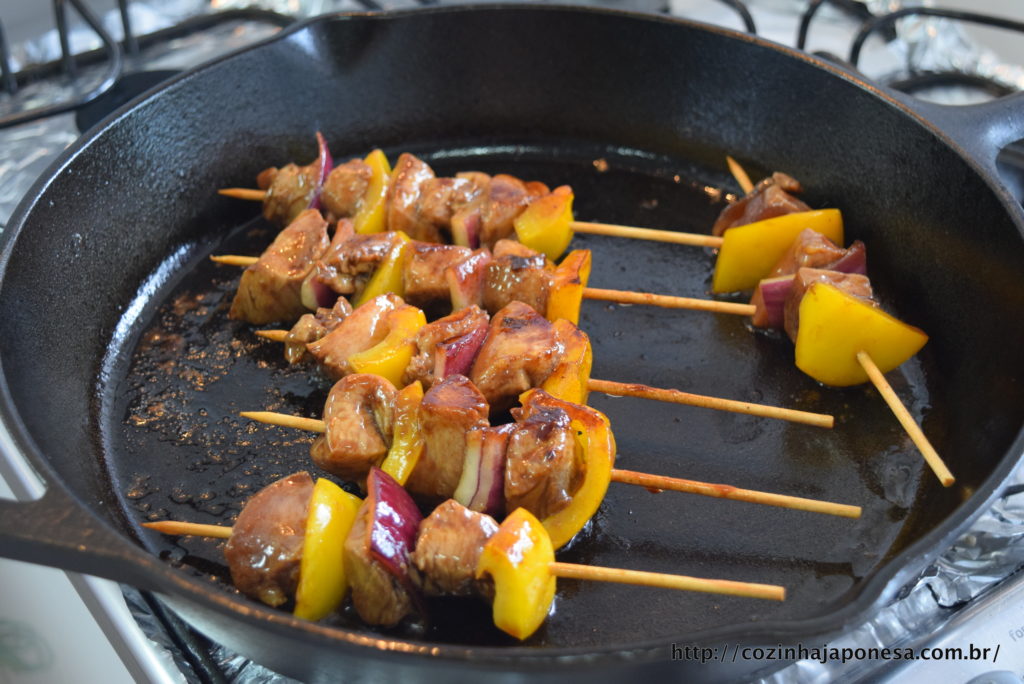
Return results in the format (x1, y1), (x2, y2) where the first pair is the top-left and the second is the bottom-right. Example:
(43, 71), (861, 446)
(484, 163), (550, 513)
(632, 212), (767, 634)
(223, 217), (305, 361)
(899, 90), (1024, 203)
(0, 484), (162, 591)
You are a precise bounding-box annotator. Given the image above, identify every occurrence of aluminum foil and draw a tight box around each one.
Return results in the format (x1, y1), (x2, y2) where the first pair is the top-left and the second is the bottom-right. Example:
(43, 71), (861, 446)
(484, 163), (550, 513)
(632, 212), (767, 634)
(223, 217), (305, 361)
(763, 460), (1024, 683)
(864, 0), (1024, 93)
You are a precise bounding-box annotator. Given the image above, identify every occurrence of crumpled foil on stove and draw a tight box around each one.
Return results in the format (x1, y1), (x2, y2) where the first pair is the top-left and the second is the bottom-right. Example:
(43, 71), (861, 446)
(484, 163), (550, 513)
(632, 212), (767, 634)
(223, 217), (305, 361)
(762, 458), (1024, 683)
(864, 0), (1024, 92)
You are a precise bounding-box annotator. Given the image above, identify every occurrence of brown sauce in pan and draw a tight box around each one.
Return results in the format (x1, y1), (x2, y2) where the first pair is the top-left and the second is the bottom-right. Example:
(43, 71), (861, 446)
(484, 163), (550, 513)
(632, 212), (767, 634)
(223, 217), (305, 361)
(103, 148), (942, 648)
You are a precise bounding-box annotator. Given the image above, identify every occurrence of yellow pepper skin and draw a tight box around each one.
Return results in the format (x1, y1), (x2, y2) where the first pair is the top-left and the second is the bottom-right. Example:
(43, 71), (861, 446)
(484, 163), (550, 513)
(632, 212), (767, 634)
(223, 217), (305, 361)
(546, 249), (592, 325)
(353, 231), (410, 307)
(294, 478), (362, 621)
(795, 282), (928, 387)
(516, 390), (614, 549)
(475, 507), (556, 641)
(541, 320), (593, 405)
(711, 209), (844, 293)
(348, 305), (427, 386)
(513, 186), (574, 260)
(380, 382), (425, 485)
(353, 149), (392, 235)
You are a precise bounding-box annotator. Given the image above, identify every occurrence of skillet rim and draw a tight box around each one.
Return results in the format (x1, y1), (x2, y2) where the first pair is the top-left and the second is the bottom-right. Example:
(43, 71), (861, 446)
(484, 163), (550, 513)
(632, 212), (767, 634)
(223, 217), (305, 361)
(1, 3), (1023, 668)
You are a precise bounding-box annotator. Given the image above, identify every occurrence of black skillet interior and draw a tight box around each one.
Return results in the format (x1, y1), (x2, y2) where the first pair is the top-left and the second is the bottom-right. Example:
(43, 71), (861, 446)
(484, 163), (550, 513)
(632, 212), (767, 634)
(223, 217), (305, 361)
(2, 3), (1024, 668)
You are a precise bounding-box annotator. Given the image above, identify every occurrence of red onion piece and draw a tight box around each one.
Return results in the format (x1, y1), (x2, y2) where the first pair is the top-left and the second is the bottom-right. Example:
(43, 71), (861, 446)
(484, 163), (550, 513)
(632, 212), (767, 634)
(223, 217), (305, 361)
(433, 320), (489, 380)
(300, 273), (339, 310)
(367, 467), (422, 586)
(446, 248), (492, 310)
(453, 425), (513, 517)
(750, 275), (793, 329)
(451, 207), (481, 249)
(307, 131), (334, 211)
(751, 241), (868, 329)
(827, 240), (867, 275)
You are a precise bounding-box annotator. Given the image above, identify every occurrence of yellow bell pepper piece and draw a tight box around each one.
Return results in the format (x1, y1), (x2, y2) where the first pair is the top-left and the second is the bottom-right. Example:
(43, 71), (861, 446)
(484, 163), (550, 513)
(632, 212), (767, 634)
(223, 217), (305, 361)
(353, 231), (410, 307)
(541, 320), (593, 405)
(353, 149), (391, 235)
(513, 186), (574, 261)
(294, 478), (362, 621)
(795, 283), (928, 387)
(546, 249), (592, 325)
(348, 305), (427, 386)
(475, 507), (556, 640)
(380, 382), (425, 485)
(516, 390), (614, 549)
(711, 209), (844, 293)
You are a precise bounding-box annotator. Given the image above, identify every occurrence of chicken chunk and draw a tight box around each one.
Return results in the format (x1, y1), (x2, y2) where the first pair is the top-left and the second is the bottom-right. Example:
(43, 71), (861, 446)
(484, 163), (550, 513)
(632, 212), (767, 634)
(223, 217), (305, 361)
(224, 472), (314, 608)
(470, 301), (564, 413)
(404, 375), (489, 501)
(504, 405), (584, 520)
(228, 209), (329, 324)
(319, 158), (372, 220)
(712, 172), (811, 237)
(482, 240), (553, 315)
(310, 374), (397, 482)
(306, 293), (403, 379)
(411, 499), (498, 598)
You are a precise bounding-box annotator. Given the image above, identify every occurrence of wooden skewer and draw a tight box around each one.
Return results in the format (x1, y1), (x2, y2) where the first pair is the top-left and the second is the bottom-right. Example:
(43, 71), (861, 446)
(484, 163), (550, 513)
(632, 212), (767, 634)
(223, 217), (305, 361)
(609, 469), (860, 518)
(252, 331), (831, 428)
(142, 520), (233, 539)
(856, 351), (954, 487)
(592, 379), (831, 427)
(726, 155), (755, 195)
(217, 188), (725, 249)
(212, 255), (756, 317)
(240, 411), (857, 518)
(144, 519), (784, 600)
(549, 562), (784, 601)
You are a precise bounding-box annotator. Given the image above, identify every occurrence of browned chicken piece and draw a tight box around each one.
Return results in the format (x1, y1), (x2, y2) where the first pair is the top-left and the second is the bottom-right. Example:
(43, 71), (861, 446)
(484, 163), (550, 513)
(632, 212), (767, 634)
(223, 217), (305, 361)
(403, 242), (472, 307)
(711, 172), (812, 237)
(505, 404), (584, 521)
(310, 374), (397, 482)
(228, 209), (330, 324)
(404, 375), (489, 501)
(470, 301), (564, 413)
(387, 153), (441, 243)
(768, 228), (848, 278)
(344, 498), (414, 627)
(306, 293), (404, 379)
(478, 174), (549, 248)
(283, 297), (353, 364)
(257, 163), (322, 225)
(306, 231), (404, 300)
(482, 239), (553, 315)
(410, 499), (498, 598)
(417, 175), (487, 228)
(446, 248), (493, 310)
(402, 305), (490, 388)
(783, 267), (875, 342)
(319, 158), (372, 221)
(223, 472), (314, 608)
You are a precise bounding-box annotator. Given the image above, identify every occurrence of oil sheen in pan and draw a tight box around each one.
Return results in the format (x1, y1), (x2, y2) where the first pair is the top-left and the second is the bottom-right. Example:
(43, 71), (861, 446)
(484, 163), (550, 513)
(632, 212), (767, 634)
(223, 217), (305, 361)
(98, 146), (935, 649)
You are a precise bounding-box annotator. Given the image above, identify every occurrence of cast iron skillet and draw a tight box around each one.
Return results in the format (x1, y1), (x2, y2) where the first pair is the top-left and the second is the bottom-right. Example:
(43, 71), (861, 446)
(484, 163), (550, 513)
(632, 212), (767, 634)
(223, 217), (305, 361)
(1, 6), (1023, 682)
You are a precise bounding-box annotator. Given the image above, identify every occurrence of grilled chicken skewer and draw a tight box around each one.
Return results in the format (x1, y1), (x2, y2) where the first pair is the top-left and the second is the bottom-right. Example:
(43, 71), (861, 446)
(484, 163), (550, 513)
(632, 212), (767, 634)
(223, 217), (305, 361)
(240, 374), (860, 526)
(254, 294), (834, 428)
(218, 134), (728, 255)
(145, 469), (785, 640)
(726, 160), (953, 487)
